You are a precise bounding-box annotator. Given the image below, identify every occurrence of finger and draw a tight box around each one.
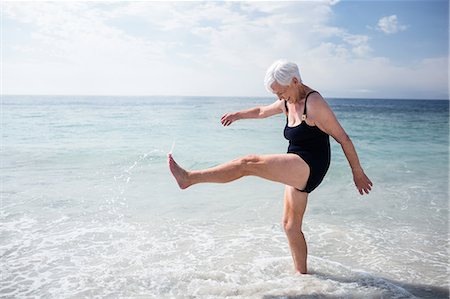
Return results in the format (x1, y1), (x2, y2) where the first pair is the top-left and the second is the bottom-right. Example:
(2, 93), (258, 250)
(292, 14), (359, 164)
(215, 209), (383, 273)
(358, 188), (363, 195)
(364, 188), (369, 194)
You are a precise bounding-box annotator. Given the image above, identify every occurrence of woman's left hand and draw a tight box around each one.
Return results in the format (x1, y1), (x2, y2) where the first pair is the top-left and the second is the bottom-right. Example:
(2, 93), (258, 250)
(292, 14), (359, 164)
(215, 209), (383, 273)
(353, 169), (373, 195)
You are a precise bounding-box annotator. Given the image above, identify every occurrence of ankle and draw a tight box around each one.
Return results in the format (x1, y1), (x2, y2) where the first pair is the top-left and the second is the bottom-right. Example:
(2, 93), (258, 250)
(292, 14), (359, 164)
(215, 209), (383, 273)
(296, 267), (308, 274)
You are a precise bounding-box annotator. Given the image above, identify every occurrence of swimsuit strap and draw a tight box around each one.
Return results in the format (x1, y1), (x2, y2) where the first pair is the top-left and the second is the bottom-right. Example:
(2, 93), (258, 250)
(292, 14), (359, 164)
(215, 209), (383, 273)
(284, 90), (318, 119)
(303, 90), (318, 116)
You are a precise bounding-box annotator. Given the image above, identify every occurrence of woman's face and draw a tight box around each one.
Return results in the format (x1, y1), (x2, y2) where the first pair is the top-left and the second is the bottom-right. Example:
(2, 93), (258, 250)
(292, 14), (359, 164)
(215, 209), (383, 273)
(271, 79), (299, 103)
(271, 81), (290, 101)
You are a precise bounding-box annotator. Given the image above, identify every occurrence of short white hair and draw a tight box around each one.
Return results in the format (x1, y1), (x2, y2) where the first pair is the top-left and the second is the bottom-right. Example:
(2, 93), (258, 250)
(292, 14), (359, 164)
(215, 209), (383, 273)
(264, 59), (302, 93)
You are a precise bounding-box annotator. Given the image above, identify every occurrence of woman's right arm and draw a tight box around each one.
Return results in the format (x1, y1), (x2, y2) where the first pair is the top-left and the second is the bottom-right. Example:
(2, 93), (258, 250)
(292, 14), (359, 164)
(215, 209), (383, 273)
(221, 100), (284, 126)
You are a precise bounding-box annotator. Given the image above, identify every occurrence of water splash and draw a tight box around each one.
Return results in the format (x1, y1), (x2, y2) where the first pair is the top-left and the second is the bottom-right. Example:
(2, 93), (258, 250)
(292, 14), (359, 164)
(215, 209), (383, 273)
(168, 140), (176, 156)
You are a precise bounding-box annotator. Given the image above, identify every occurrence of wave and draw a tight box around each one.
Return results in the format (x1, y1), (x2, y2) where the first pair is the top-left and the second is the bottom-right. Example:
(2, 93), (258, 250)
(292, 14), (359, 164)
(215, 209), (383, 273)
(2, 213), (447, 298)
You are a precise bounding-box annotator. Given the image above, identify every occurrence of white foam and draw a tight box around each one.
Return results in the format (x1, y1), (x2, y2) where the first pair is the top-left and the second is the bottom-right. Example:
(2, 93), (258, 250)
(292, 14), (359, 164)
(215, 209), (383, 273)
(1, 214), (434, 298)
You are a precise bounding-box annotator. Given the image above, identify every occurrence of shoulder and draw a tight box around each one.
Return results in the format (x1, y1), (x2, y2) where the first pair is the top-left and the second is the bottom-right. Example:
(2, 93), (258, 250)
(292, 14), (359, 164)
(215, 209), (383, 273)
(268, 99), (284, 110)
(261, 99), (285, 117)
(268, 98), (285, 110)
(306, 91), (329, 111)
(306, 91), (335, 124)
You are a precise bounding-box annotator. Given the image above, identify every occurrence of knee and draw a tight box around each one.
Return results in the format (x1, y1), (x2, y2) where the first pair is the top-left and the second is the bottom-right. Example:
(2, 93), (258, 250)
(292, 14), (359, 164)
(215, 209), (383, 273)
(238, 154), (261, 175)
(283, 219), (302, 236)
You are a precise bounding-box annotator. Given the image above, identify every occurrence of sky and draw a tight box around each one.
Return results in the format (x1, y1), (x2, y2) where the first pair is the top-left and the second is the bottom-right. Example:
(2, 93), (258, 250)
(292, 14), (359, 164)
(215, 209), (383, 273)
(2, 0), (449, 99)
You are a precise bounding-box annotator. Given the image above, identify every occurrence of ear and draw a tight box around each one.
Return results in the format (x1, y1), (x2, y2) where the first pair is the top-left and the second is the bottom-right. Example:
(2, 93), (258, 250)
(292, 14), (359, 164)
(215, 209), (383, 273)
(291, 77), (299, 85)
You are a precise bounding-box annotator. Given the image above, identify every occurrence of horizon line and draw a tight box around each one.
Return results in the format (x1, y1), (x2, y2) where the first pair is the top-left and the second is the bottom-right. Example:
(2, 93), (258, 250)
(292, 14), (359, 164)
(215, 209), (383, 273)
(1, 94), (449, 101)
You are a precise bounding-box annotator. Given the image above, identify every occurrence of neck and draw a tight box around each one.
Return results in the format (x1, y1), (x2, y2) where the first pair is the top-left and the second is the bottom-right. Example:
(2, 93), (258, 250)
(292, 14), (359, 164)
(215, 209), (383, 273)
(295, 84), (307, 103)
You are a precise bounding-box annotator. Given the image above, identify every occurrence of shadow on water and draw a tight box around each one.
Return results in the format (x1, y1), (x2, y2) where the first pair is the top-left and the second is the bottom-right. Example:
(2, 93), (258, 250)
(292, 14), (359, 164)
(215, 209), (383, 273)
(263, 296), (346, 299)
(262, 271), (449, 299)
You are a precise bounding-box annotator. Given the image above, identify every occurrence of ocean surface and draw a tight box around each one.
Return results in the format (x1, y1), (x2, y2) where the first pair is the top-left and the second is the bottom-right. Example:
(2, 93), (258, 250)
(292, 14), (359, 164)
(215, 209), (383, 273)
(1, 95), (449, 298)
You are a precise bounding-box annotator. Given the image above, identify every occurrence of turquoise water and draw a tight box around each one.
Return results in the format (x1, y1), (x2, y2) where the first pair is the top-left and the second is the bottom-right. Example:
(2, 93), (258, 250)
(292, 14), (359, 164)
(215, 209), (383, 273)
(2, 95), (448, 298)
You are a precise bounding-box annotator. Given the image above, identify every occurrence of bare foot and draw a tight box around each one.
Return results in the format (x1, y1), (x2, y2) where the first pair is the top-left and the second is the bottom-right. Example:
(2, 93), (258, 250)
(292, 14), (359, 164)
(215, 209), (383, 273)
(167, 154), (191, 189)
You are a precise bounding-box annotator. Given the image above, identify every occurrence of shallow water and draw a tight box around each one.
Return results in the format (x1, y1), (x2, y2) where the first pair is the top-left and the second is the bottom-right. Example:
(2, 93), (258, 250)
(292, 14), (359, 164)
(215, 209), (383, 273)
(2, 95), (449, 298)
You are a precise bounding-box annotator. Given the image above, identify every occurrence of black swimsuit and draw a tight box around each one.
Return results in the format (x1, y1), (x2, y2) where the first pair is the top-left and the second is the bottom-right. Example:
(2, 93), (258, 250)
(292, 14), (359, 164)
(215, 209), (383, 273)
(284, 91), (331, 193)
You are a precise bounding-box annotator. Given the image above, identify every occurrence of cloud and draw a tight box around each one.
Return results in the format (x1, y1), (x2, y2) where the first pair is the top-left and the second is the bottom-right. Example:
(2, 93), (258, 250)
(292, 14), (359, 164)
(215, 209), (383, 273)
(4, 2), (364, 94)
(301, 41), (448, 99)
(3, 2), (447, 99)
(377, 15), (408, 34)
(3, 2), (184, 95)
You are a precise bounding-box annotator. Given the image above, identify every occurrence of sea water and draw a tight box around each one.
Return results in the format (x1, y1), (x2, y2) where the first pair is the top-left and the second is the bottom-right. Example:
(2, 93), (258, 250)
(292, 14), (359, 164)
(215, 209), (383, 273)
(1, 95), (448, 298)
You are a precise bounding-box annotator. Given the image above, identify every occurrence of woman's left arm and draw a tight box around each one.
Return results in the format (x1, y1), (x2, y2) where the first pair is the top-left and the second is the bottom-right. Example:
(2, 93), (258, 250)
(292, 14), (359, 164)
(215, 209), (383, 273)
(311, 95), (373, 195)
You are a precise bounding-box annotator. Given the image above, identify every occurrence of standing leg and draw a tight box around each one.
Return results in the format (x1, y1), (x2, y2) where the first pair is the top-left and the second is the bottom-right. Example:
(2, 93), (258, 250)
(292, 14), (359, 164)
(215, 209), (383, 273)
(282, 185), (309, 274)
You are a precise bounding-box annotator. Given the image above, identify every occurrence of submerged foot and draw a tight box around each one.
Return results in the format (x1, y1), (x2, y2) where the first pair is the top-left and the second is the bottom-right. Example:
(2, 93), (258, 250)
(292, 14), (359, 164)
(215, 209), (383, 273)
(167, 154), (191, 189)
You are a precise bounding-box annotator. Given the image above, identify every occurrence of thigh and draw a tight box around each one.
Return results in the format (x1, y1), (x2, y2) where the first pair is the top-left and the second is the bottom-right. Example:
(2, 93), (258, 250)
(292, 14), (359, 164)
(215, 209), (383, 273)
(249, 153), (310, 190)
(283, 185), (309, 228)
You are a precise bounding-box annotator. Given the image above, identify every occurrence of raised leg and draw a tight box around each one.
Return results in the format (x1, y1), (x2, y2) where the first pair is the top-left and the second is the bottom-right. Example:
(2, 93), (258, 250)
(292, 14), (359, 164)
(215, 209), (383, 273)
(282, 185), (309, 274)
(168, 153), (310, 190)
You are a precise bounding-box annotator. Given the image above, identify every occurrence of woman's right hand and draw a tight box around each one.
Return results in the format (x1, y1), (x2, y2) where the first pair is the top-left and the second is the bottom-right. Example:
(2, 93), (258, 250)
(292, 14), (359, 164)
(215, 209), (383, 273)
(221, 112), (239, 126)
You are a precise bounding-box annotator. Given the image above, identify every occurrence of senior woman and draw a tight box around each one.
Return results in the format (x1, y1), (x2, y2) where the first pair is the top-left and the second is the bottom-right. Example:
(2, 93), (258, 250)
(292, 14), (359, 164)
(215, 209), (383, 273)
(168, 59), (373, 274)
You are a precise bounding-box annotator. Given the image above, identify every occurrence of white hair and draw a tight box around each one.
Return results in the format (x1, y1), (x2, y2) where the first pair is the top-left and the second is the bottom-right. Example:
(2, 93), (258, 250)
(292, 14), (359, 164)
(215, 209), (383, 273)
(264, 59), (302, 93)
